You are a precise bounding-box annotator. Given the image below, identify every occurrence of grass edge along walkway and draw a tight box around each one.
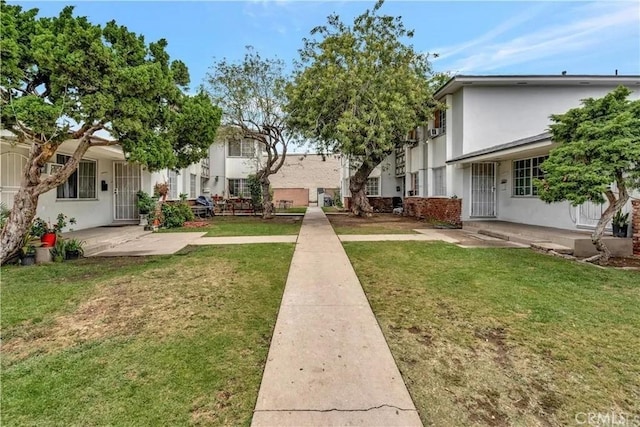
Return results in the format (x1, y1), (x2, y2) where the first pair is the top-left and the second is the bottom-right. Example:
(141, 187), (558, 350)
(251, 207), (422, 426)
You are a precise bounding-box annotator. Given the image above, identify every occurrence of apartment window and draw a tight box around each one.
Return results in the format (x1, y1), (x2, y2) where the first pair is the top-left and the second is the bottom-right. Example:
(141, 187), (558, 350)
(433, 167), (446, 196)
(395, 145), (406, 177)
(228, 139), (255, 158)
(167, 170), (178, 200)
(190, 174), (197, 198)
(201, 157), (210, 178)
(513, 156), (548, 196)
(229, 178), (250, 198)
(366, 177), (380, 196)
(434, 109), (446, 134)
(56, 155), (96, 199)
(410, 172), (419, 196)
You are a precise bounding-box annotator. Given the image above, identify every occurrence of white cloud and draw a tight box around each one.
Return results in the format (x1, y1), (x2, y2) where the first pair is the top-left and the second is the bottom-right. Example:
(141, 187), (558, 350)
(435, 2), (640, 74)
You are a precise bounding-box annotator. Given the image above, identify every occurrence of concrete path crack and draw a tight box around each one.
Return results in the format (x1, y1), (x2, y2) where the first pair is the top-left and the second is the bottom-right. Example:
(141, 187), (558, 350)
(254, 404), (418, 413)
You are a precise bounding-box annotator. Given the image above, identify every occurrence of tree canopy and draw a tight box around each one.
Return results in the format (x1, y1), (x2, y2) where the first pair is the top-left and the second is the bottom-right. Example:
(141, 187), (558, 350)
(0, 3), (221, 264)
(285, 0), (438, 215)
(1, 3), (221, 171)
(538, 85), (640, 263)
(206, 47), (294, 218)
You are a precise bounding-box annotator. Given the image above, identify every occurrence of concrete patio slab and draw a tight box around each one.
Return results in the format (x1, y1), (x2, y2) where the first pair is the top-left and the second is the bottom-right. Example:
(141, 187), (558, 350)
(252, 207), (421, 426)
(93, 232), (206, 256)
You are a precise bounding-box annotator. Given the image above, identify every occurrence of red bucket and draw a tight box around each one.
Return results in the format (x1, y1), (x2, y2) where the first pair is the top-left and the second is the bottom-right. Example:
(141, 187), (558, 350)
(40, 232), (57, 247)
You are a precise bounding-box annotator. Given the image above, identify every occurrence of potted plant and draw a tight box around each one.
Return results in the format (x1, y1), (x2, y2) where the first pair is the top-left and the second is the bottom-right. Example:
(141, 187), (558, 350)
(612, 210), (629, 237)
(136, 190), (156, 226)
(49, 237), (66, 262)
(30, 213), (76, 247)
(64, 238), (85, 260)
(20, 232), (37, 266)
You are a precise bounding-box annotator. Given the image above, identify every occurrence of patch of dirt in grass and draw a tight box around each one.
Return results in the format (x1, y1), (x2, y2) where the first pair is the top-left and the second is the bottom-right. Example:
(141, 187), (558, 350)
(183, 221), (210, 228)
(327, 213), (431, 233)
(383, 313), (565, 426)
(607, 256), (640, 269)
(474, 327), (510, 368)
(2, 262), (236, 365)
(62, 257), (150, 281)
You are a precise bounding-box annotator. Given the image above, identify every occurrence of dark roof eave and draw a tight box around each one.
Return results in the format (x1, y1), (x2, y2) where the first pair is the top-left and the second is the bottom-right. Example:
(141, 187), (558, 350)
(433, 74), (640, 99)
(446, 132), (552, 164)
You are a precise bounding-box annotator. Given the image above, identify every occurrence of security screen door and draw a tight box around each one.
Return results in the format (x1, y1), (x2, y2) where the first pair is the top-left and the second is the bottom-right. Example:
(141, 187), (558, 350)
(471, 163), (496, 217)
(114, 162), (141, 220)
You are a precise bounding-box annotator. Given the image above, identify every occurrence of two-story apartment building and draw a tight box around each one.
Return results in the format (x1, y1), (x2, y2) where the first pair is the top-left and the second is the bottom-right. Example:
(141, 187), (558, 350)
(342, 74), (640, 231)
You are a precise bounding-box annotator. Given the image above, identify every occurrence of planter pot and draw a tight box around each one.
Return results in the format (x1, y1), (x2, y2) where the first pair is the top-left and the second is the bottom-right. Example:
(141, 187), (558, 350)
(35, 247), (52, 264)
(612, 224), (628, 238)
(139, 214), (149, 226)
(65, 250), (81, 260)
(40, 232), (57, 247)
(21, 254), (36, 266)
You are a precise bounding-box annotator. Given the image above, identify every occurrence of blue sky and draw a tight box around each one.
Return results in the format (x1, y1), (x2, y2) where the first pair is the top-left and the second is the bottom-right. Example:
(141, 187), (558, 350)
(10, 0), (640, 92)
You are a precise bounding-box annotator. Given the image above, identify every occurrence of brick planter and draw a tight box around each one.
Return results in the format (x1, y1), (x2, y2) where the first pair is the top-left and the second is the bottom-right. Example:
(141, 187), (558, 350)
(633, 200), (640, 256)
(403, 197), (462, 227)
(344, 197), (395, 213)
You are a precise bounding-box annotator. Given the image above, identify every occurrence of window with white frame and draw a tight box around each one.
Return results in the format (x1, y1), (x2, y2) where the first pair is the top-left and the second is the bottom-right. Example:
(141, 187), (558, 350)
(366, 177), (380, 196)
(434, 109), (446, 134)
(190, 174), (197, 198)
(228, 139), (255, 158)
(228, 178), (250, 198)
(167, 170), (178, 200)
(56, 154), (96, 199)
(433, 167), (446, 196)
(410, 172), (419, 196)
(513, 155), (548, 196)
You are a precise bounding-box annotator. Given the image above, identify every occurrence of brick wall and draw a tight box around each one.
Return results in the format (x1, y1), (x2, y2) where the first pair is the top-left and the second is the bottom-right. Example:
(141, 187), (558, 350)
(403, 197), (462, 227)
(632, 200), (640, 256)
(344, 197), (395, 213)
(273, 188), (309, 207)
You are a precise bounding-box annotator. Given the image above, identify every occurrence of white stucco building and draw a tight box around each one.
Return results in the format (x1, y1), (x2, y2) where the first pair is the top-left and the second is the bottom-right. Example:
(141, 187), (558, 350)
(0, 130), (215, 230)
(342, 74), (640, 230)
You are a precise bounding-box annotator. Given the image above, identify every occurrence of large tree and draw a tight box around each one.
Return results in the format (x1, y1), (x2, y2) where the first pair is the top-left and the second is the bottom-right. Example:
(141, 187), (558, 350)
(0, 4), (221, 264)
(206, 47), (294, 218)
(538, 86), (640, 264)
(285, 0), (438, 216)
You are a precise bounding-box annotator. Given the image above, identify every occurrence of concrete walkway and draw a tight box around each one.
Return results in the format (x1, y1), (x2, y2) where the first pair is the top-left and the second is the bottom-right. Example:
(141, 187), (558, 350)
(252, 207), (422, 426)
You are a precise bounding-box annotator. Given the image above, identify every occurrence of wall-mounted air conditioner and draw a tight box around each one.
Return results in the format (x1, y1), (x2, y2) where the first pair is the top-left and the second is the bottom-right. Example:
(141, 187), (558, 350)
(429, 128), (440, 138)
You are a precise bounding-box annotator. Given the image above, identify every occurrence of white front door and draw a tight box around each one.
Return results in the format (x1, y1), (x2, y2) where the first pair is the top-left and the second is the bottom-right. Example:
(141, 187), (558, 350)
(471, 163), (496, 217)
(113, 162), (141, 220)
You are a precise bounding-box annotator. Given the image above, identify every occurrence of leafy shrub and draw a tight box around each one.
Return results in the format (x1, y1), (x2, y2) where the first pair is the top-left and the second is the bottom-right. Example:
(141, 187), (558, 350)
(30, 213), (76, 237)
(333, 190), (343, 208)
(247, 174), (262, 207)
(50, 238), (66, 262)
(136, 191), (156, 214)
(161, 201), (195, 228)
(0, 202), (9, 229)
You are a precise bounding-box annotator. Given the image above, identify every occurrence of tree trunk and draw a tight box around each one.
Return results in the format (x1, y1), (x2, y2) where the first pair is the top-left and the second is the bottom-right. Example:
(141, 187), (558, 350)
(349, 163), (375, 217)
(0, 186), (39, 264)
(260, 175), (274, 219)
(588, 190), (629, 265)
(0, 137), (92, 265)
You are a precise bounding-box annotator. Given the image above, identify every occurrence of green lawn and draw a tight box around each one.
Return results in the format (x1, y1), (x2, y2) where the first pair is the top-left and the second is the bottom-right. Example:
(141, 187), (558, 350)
(163, 215), (303, 237)
(1, 244), (295, 426)
(276, 207), (307, 214)
(343, 242), (640, 426)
